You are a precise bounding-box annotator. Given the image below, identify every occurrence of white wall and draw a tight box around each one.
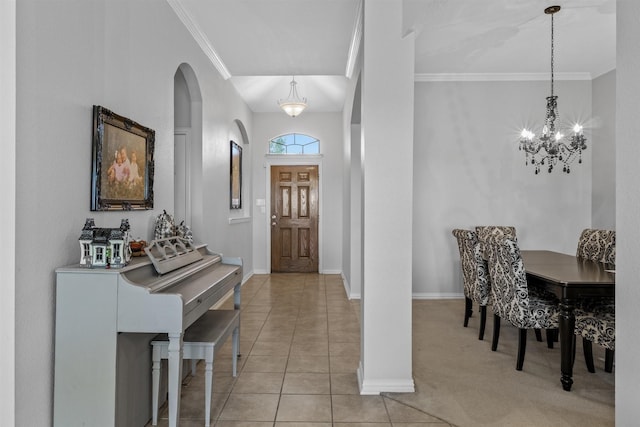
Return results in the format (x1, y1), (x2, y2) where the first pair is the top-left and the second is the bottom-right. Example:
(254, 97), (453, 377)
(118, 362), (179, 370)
(251, 112), (343, 273)
(615, 0), (640, 422)
(591, 70), (616, 228)
(15, 1), (252, 424)
(413, 80), (593, 298)
(0, 0), (16, 424)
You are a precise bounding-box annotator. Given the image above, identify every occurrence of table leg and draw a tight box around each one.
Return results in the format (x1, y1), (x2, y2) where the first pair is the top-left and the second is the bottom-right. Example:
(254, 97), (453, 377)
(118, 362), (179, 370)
(168, 332), (183, 427)
(558, 299), (575, 391)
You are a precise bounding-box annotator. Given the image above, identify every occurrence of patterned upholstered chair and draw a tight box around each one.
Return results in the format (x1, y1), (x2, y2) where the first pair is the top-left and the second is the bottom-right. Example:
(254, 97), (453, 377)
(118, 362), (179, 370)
(475, 225), (546, 343)
(452, 229), (491, 340)
(576, 228), (616, 264)
(485, 235), (559, 371)
(574, 305), (615, 373)
(475, 226), (516, 258)
(574, 228), (616, 372)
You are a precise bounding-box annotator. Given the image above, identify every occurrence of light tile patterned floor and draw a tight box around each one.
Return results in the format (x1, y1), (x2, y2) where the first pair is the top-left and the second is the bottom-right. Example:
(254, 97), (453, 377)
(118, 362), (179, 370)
(148, 273), (614, 427)
(149, 273), (452, 426)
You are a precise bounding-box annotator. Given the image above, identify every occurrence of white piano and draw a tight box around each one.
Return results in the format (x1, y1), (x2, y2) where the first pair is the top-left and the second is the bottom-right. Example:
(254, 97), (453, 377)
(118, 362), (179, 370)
(53, 243), (242, 427)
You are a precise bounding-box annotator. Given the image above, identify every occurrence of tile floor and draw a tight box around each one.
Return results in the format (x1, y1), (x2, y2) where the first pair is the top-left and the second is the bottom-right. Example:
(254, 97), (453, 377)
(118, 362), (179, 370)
(149, 273), (614, 427)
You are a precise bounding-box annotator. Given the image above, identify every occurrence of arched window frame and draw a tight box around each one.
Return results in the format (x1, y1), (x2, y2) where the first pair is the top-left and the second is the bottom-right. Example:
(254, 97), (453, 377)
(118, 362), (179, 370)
(268, 133), (320, 155)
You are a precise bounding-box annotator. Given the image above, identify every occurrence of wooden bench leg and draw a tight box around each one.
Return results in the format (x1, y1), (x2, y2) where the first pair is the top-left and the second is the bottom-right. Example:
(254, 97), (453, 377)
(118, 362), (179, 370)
(204, 346), (215, 427)
(232, 326), (239, 377)
(167, 333), (183, 427)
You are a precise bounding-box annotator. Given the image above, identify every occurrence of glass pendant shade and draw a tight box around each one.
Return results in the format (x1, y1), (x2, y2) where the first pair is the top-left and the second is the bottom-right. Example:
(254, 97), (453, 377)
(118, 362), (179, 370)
(278, 77), (307, 117)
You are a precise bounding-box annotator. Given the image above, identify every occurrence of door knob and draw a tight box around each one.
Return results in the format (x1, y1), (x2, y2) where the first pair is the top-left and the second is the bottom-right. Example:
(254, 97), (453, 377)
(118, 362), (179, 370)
(272, 222), (276, 226)
(271, 215), (276, 219)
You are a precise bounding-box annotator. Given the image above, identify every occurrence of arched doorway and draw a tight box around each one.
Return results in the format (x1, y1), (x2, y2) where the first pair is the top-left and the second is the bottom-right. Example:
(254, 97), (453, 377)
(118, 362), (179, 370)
(173, 63), (203, 234)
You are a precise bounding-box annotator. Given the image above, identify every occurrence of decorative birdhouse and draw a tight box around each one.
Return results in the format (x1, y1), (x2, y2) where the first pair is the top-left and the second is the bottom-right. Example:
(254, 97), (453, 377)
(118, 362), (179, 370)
(79, 218), (132, 268)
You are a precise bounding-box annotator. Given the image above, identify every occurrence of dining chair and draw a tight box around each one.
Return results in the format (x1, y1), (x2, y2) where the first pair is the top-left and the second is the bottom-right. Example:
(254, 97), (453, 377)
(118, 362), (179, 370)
(485, 235), (559, 371)
(574, 305), (615, 373)
(576, 228), (616, 264)
(452, 229), (490, 340)
(574, 228), (616, 372)
(476, 226), (545, 343)
(475, 225), (516, 257)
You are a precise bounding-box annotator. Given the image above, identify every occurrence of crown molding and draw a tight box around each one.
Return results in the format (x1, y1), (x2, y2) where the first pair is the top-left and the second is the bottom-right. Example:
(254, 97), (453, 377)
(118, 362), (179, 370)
(345, 0), (363, 79)
(168, 0), (232, 80)
(414, 72), (593, 82)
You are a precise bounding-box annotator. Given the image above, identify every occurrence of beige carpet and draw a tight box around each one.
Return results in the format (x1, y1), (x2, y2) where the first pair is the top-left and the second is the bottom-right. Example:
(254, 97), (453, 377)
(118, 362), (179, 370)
(384, 299), (615, 427)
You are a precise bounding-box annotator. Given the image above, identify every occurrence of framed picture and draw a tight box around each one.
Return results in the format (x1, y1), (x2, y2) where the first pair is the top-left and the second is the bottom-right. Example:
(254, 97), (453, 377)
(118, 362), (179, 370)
(230, 141), (242, 209)
(91, 105), (155, 211)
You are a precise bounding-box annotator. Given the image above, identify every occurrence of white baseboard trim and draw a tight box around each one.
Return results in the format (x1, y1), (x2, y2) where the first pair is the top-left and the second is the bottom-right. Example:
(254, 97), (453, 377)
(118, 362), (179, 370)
(321, 269), (342, 274)
(340, 273), (361, 300)
(412, 292), (464, 300)
(357, 362), (415, 395)
(253, 269), (269, 274)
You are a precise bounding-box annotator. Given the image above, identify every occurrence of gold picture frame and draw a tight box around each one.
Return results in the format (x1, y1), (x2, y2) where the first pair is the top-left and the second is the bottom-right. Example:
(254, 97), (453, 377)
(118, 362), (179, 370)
(91, 105), (155, 211)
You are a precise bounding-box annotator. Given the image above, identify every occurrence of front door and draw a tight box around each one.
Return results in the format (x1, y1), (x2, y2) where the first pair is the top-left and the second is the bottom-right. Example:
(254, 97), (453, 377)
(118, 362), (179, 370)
(271, 165), (319, 272)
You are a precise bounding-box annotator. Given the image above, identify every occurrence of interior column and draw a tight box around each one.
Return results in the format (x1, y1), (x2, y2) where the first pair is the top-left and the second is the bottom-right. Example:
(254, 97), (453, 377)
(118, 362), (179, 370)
(358, 0), (415, 394)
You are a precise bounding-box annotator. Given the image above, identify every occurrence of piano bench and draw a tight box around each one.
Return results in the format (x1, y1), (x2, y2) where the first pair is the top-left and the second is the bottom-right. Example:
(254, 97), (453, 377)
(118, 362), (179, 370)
(151, 309), (240, 427)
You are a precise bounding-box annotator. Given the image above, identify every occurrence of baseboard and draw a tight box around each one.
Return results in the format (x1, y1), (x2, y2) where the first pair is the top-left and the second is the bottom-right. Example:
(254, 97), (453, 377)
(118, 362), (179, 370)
(341, 273), (361, 300)
(412, 292), (464, 300)
(357, 362), (415, 395)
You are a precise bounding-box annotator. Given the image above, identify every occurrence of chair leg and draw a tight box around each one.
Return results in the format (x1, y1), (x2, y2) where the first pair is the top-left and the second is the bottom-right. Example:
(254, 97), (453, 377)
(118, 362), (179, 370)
(534, 329), (542, 342)
(491, 314), (500, 351)
(604, 349), (614, 373)
(478, 306), (487, 340)
(582, 338), (596, 373)
(516, 329), (527, 371)
(464, 297), (472, 327)
(546, 329), (555, 349)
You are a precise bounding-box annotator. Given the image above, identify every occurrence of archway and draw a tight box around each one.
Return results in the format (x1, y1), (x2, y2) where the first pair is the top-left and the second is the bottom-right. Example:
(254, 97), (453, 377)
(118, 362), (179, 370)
(173, 63), (203, 235)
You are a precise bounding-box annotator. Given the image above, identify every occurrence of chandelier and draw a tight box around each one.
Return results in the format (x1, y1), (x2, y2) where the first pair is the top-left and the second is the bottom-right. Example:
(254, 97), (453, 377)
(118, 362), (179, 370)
(519, 6), (587, 174)
(278, 76), (307, 117)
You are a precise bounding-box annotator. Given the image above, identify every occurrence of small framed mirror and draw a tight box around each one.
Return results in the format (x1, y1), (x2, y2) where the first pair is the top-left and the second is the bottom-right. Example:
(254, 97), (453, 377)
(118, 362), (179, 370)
(230, 141), (242, 209)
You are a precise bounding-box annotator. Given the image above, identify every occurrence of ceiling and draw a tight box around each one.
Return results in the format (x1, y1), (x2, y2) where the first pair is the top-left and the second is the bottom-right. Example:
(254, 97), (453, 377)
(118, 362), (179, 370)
(172, 0), (616, 114)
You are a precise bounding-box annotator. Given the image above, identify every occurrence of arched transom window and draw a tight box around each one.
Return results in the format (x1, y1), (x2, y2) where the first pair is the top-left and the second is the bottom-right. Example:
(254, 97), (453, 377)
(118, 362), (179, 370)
(269, 133), (320, 155)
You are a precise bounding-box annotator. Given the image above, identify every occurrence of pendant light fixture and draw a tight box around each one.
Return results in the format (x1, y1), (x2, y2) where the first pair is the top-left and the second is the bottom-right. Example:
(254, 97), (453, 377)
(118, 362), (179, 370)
(518, 6), (587, 174)
(278, 76), (307, 117)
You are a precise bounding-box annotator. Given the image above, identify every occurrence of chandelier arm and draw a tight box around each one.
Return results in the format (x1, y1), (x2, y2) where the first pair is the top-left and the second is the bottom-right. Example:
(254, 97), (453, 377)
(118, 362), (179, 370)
(520, 143), (544, 155)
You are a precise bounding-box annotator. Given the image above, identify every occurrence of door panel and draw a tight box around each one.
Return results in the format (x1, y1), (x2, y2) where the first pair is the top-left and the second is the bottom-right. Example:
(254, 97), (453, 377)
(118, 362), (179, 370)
(271, 165), (319, 272)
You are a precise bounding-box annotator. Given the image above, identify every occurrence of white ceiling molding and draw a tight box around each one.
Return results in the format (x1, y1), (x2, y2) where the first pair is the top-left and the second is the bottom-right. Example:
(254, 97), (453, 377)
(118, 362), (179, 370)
(168, 0), (232, 80)
(415, 72), (593, 82)
(345, 0), (363, 79)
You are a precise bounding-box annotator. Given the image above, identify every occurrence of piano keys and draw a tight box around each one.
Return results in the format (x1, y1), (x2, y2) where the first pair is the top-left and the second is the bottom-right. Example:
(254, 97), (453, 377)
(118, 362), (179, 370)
(53, 243), (242, 427)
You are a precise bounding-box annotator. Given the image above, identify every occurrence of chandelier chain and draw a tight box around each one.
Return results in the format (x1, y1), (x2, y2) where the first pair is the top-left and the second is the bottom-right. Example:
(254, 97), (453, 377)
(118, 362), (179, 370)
(550, 12), (554, 98)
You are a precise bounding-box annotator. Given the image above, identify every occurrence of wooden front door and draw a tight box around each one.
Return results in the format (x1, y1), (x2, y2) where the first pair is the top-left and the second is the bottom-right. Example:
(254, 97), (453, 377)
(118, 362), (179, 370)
(271, 165), (319, 272)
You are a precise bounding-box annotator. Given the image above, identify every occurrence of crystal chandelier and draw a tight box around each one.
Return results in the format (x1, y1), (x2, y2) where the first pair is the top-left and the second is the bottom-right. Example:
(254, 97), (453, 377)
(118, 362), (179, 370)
(519, 6), (587, 174)
(278, 76), (307, 117)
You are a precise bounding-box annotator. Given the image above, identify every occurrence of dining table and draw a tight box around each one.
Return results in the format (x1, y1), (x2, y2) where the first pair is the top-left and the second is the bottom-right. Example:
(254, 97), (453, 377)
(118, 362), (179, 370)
(520, 250), (615, 391)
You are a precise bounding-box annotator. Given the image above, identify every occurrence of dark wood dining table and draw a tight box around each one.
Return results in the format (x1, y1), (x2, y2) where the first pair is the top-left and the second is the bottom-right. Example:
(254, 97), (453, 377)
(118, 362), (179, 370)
(520, 250), (615, 391)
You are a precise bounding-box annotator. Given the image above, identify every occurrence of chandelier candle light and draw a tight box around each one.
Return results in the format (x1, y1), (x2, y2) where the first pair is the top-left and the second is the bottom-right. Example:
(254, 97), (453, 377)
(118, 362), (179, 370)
(278, 76), (308, 117)
(519, 5), (587, 174)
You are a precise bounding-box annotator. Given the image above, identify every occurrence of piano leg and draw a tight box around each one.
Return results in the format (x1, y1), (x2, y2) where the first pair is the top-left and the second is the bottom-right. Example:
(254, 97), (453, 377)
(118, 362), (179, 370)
(151, 344), (161, 426)
(168, 332), (184, 427)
